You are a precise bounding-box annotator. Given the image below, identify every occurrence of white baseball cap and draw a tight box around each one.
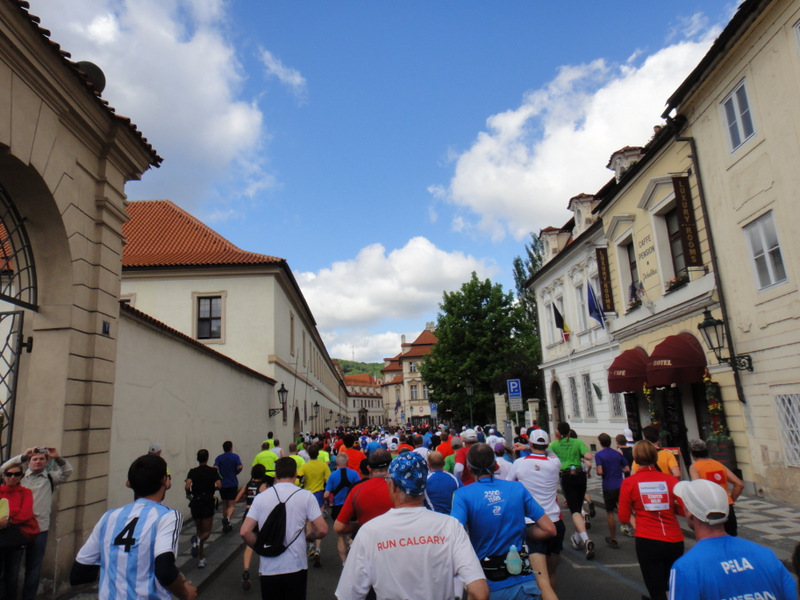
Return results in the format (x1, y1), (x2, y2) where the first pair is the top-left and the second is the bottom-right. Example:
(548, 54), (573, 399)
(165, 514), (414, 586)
(673, 479), (729, 525)
(530, 430), (550, 446)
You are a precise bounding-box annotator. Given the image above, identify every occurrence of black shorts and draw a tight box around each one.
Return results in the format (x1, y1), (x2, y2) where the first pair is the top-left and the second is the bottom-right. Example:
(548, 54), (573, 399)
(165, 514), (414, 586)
(602, 488), (621, 512)
(190, 498), (215, 520)
(220, 486), (238, 501)
(331, 504), (343, 522)
(528, 518), (565, 556)
(560, 470), (587, 514)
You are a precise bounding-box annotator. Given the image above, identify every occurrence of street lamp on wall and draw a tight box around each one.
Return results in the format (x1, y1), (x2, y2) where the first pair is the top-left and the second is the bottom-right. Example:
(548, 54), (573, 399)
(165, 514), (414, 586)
(697, 309), (753, 372)
(465, 382), (474, 426)
(270, 383), (288, 419)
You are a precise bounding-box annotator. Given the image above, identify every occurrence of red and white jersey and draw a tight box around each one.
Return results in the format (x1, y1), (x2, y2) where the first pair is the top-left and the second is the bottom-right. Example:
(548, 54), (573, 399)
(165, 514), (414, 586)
(507, 452), (562, 521)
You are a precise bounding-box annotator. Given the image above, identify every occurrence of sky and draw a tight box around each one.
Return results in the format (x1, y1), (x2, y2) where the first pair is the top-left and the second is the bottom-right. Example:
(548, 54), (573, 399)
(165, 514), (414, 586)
(29, 0), (735, 362)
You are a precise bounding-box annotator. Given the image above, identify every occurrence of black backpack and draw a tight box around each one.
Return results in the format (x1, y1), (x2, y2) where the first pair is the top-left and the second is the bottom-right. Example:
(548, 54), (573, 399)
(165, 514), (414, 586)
(253, 487), (303, 557)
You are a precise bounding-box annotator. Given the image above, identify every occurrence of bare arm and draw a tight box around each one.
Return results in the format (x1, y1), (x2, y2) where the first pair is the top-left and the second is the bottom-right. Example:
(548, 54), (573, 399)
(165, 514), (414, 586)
(725, 467), (744, 502)
(466, 578), (490, 600)
(306, 515), (328, 541)
(164, 572), (197, 600)
(333, 519), (357, 535)
(526, 514), (556, 542)
(670, 465), (681, 478)
(240, 516), (259, 548)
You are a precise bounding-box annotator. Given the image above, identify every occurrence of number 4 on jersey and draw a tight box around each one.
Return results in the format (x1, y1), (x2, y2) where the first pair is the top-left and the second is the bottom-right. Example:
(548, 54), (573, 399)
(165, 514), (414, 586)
(113, 517), (139, 552)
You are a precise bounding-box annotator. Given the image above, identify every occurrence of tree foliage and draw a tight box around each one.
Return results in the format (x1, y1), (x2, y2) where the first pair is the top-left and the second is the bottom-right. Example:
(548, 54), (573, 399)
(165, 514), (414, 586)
(419, 273), (539, 425)
(335, 360), (383, 379)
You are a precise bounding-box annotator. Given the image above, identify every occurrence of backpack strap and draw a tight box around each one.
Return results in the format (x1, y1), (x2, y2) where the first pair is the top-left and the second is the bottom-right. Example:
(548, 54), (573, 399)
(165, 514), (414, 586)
(276, 487), (305, 549)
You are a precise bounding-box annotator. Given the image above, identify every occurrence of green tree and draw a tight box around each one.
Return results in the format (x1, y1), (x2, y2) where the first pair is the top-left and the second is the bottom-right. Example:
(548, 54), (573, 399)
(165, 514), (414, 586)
(512, 232), (547, 424)
(419, 273), (539, 425)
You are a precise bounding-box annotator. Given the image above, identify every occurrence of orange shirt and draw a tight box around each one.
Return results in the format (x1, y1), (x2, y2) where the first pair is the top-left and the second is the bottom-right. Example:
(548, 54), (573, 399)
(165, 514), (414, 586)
(342, 446), (366, 472)
(693, 458), (734, 504)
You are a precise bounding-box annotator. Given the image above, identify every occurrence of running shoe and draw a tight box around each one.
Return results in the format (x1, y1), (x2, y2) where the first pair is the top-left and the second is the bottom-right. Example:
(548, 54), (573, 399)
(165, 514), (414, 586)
(585, 539), (595, 560)
(222, 517), (231, 533)
(570, 532), (582, 550)
(242, 570), (251, 591)
(621, 524), (635, 537)
(588, 502), (596, 518)
(605, 536), (619, 549)
(198, 557), (207, 568)
(190, 535), (199, 558)
(584, 512), (592, 530)
(313, 550), (321, 568)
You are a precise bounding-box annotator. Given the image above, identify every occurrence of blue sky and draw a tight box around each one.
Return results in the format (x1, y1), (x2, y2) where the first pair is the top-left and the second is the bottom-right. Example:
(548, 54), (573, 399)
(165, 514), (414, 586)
(31, 0), (733, 362)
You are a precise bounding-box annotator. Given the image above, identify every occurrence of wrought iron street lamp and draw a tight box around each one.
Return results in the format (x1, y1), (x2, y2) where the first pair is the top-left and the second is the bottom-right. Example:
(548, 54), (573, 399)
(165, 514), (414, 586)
(697, 309), (753, 372)
(465, 382), (474, 426)
(270, 383), (288, 419)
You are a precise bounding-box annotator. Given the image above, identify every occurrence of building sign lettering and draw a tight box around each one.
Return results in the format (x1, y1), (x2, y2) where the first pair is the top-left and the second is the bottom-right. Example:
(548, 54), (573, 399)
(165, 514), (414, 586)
(672, 176), (703, 268)
(595, 248), (615, 313)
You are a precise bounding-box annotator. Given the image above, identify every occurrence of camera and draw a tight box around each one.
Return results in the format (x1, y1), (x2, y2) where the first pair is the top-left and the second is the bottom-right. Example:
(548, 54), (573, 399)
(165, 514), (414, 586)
(36, 446), (48, 455)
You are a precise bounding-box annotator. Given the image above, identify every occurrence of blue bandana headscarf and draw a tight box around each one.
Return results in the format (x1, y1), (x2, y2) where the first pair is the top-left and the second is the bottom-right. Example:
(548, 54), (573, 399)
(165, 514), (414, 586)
(388, 452), (428, 496)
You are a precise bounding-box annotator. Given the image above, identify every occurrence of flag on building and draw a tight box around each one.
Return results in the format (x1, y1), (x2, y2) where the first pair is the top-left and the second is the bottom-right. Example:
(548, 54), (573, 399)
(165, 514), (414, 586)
(587, 284), (605, 328)
(553, 305), (571, 342)
(394, 398), (401, 413)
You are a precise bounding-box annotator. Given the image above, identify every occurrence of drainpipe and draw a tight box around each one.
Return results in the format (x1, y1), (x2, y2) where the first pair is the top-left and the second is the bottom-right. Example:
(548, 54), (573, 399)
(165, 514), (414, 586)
(675, 133), (747, 404)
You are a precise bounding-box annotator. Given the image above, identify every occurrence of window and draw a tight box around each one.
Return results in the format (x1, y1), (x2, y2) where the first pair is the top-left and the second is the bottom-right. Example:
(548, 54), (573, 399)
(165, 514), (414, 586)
(409, 362), (417, 373)
(575, 283), (587, 332)
(626, 243), (639, 291)
(665, 208), (687, 279)
(196, 296), (222, 339)
(582, 374), (595, 419)
(745, 212), (786, 289)
(410, 385), (418, 400)
(544, 302), (556, 345)
(610, 393), (624, 419)
(423, 385), (429, 400)
(569, 377), (581, 419)
(722, 80), (754, 151)
(290, 314), (295, 356)
(775, 394), (800, 466)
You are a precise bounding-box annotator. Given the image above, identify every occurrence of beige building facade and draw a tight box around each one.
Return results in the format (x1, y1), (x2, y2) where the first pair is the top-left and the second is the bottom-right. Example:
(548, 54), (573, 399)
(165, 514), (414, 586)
(0, 1), (159, 595)
(660, 0), (800, 501)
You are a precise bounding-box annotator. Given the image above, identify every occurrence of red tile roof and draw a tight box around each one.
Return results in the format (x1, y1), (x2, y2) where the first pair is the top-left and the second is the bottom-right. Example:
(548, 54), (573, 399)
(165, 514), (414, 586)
(404, 329), (437, 347)
(12, 1), (161, 166)
(344, 374), (375, 385)
(123, 200), (284, 268)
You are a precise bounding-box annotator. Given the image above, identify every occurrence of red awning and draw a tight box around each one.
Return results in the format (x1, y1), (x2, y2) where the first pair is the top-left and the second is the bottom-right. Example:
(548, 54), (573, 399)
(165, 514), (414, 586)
(646, 332), (707, 387)
(608, 347), (649, 393)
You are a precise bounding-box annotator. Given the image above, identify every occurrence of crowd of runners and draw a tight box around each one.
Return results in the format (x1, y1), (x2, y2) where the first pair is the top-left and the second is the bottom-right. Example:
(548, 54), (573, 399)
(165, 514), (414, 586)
(62, 422), (798, 600)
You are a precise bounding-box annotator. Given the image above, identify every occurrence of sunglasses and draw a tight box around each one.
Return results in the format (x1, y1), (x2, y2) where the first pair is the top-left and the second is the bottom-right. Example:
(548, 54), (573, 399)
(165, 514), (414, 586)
(4, 472), (22, 477)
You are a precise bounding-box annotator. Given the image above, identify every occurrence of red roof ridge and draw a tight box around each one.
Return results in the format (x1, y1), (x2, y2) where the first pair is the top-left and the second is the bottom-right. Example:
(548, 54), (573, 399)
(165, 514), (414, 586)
(123, 200), (284, 268)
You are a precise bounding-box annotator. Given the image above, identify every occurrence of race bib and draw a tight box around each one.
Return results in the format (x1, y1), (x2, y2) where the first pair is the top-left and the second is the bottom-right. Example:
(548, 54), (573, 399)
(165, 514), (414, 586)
(638, 481), (669, 511)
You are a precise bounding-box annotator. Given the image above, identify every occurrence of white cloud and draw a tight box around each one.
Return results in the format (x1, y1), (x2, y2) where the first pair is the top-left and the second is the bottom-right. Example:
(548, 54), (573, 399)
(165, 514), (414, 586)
(436, 34), (718, 242)
(260, 49), (308, 104)
(324, 330), (417, 364)
(297, 237), (498, 332)
(28, 0), (270, 210)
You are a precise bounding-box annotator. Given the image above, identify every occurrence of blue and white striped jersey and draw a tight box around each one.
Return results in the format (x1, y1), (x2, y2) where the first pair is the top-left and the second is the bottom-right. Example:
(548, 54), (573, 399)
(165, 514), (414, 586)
(76, 498), (182, 600)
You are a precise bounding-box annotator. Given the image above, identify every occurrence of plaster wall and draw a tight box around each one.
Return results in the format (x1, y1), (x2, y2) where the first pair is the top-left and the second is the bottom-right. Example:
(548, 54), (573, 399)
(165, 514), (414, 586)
(673, 0), (800, 501)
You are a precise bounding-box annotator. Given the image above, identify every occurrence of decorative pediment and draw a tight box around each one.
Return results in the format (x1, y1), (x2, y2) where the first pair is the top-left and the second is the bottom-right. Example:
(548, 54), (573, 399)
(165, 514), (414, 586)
(605, 214), (635, 243)
(637, 174), (683, 211)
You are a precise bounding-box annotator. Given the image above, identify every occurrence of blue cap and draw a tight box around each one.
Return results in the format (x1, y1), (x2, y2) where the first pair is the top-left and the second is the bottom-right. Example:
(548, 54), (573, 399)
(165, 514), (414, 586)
(388, 452), (428, 496)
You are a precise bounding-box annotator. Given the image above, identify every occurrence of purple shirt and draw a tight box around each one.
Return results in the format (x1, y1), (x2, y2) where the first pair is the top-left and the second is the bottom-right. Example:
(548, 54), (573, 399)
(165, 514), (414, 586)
(594, 447), (628, 491)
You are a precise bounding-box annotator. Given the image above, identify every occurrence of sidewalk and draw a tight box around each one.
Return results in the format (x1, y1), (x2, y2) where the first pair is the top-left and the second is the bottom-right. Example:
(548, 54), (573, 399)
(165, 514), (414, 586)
(62, 505), (246, 599)
(584, 474), (800, 570)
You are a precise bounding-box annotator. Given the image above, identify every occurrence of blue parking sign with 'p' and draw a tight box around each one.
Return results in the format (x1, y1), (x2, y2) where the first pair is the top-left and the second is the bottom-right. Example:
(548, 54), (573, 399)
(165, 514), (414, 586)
(507, 379), (522, 398)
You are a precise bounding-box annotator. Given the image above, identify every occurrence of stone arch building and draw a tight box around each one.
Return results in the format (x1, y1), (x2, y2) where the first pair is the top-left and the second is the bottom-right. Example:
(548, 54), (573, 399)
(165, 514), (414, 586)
(1, 1), (159, 594)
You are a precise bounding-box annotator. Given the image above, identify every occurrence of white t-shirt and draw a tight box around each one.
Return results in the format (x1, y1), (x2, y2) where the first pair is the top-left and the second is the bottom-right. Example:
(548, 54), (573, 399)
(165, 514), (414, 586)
(335, 506), (484, 600)
(494, 458), (513, 480)
(75, 498), (181, 600)
(247, 482), (321, 575)
(507, 452), (562, 521)
(413, 447), (430, 460)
